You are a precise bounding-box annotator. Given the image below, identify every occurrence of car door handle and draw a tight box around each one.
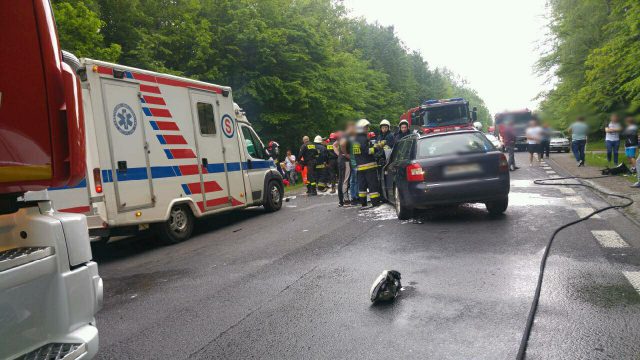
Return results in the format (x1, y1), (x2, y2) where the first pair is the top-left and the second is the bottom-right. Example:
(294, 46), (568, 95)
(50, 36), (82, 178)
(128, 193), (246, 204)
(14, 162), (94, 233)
(247, 159), (253, 169)
(202, 158), (208, 168)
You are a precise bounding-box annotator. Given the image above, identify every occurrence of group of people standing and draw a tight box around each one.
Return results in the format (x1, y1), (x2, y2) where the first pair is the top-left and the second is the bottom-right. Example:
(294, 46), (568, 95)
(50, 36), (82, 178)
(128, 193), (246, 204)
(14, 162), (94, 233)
(296, 118), (412, 207)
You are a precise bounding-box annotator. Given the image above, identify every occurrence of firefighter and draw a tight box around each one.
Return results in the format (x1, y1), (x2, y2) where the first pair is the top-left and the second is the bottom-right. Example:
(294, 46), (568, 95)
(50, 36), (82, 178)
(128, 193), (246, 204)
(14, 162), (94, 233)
(314, 135), (329, 192)
(395, 119), (411, 142)
(377, 119), (395, 149)
(326, 132), (339, 193)
(353, 119), (382, 207)
(298, 135), (319, 195)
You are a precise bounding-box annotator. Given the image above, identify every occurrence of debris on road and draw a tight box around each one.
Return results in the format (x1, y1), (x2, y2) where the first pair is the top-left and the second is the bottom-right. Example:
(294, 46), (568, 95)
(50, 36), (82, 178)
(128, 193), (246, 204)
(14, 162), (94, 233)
(370, 270), (402, 303)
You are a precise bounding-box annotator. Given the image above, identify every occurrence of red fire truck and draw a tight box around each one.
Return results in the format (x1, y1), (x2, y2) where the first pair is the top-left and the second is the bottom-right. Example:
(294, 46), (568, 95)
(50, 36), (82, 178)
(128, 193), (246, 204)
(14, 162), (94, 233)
(0, 1), (102, 358)
(493, 109), (534, 151)
(399, 98), (478, 134)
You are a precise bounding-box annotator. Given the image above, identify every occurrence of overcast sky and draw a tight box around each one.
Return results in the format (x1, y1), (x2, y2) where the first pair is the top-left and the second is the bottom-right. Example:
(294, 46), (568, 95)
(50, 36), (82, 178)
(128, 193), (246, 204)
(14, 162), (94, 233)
(342, 0), (551, 115)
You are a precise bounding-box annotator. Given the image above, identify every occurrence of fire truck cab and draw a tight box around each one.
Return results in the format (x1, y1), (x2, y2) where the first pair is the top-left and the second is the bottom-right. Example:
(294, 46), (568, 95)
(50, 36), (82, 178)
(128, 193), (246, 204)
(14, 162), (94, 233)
(400, 98), (478, 134)
(0, 1), (102, 359)
(493, 109), (533, 151)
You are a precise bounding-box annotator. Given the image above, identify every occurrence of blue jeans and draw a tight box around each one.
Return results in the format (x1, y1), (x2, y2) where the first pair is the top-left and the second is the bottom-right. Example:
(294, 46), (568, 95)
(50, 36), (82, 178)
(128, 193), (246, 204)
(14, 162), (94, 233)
(606, 140), (620, 164)
(349, 167), (358, 201)
(572, 140), (586, 162)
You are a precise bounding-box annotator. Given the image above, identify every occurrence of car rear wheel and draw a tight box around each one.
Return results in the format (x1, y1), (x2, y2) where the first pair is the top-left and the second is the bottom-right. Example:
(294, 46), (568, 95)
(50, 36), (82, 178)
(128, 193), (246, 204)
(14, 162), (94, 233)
(394, 185), (412, 220)
(155, 204), (194, 245)
(485, 196), (508, 216)
(264, 180), (283, 212)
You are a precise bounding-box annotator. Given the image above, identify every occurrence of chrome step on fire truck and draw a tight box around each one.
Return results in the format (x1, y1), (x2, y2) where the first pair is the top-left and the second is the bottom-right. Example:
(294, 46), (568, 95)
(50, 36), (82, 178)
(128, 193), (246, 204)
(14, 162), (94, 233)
(0, 1), (102, 359)
(48, 59), (284, 244)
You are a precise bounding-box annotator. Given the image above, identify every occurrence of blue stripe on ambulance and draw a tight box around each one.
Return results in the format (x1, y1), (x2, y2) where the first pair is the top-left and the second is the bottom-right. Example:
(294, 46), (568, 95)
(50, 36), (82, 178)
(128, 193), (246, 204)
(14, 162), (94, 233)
(49, 161), (275, 190)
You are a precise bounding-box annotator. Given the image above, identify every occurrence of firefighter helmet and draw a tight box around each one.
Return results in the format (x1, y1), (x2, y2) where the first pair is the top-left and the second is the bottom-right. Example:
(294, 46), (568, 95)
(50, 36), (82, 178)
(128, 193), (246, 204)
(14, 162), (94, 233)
(356, 119), (370, 133)
(399, 119), (409, 127)
(314, 135), (323, 143)
(380, 119), (391, 127)
(368, 132), (376, 139)
(329, 132), (337, 140)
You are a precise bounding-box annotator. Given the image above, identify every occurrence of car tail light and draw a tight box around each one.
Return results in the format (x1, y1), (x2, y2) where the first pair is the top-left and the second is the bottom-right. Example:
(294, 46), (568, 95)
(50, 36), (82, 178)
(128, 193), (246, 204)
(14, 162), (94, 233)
(407, 162), (425, 182)
(93, 168), (103, 193)
(498, 154), (509, 172)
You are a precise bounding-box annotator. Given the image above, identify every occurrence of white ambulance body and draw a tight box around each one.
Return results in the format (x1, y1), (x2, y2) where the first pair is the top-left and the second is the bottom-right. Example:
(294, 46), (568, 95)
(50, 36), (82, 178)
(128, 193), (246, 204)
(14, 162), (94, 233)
(49, 59), (283, 244)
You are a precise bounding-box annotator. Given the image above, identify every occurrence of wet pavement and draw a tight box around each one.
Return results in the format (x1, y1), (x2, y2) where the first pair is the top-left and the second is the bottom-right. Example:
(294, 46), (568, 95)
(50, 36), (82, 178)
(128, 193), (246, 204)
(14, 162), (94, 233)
(93, 153), (640, 359)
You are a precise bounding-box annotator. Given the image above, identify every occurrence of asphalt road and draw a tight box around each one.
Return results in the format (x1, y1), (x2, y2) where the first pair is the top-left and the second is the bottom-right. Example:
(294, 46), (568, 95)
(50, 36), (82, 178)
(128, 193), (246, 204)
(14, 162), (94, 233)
(93, 153), (640, 359)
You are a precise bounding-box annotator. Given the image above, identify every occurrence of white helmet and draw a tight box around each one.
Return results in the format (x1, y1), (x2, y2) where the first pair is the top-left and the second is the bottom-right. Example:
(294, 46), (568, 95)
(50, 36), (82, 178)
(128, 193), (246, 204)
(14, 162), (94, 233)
(380, 119), (391, 127)
(356, 119), (370, 128)
(473, 122), (483, 131)
(314, 135), (323, 143)
(399, 119), (409, 127)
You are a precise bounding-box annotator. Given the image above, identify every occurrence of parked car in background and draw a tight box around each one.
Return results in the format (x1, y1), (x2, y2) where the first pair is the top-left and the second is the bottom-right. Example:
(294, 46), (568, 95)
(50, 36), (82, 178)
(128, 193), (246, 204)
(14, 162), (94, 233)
(484, 133), (503, 151)
(550, 131), (570, 152)
(381, 130), (510, 220)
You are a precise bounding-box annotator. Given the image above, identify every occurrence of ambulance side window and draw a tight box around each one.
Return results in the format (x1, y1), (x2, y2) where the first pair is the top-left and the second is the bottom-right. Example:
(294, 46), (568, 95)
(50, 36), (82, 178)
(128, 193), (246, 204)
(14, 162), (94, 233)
(241, 126), (267, 159)
(197, 102), (216, 135)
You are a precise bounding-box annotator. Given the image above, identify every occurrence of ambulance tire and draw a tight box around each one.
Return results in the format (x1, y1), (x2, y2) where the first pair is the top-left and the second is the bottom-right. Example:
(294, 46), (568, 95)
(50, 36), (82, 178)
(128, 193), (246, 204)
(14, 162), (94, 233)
(156, 204), (195, 245)
(264, 180), (283, 212)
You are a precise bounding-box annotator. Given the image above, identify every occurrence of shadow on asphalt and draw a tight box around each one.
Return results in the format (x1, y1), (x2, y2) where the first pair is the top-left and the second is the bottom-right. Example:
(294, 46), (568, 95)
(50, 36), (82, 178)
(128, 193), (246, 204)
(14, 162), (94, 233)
(410, 204), (507, 224)
(91, 207), (268, 264)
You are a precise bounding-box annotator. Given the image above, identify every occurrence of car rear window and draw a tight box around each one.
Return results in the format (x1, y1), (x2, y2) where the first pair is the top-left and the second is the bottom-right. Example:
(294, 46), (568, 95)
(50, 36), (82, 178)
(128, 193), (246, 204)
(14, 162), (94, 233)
(416, 132), (495, 158)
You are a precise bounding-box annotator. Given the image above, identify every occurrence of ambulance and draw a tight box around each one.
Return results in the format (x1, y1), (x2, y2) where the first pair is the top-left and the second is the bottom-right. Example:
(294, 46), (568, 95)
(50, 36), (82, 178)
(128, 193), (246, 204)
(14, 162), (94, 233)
(49, 59), (283, 244)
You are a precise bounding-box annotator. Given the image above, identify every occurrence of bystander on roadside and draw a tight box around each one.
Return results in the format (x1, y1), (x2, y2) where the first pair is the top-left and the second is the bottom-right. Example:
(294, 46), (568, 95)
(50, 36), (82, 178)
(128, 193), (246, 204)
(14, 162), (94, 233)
(499, 118), (518, 171)
(284, 150), (297, 184)
(622, 116), (638, 175)
(605, 114), (622, 166)
(526, 119), (543, 166)
(539, 122), (552, 159)
(568, 116), (588, 167)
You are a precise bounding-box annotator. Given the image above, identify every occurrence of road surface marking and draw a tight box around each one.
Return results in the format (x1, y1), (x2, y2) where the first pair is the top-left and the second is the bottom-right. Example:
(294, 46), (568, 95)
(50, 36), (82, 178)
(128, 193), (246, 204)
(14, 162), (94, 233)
(575, 207), (600, 219)
(591, 230), (629, 248)
(566, 196), (585, 204)
(549, 175), (561, 178)
(546, 170), (556, 174)
(559, 187), (576, 195)
(623, 271), (640, 294)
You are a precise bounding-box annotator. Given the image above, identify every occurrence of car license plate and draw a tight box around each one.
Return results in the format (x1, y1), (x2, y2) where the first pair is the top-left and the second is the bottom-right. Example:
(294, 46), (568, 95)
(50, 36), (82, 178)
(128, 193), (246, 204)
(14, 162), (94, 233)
(444, 163), (481, 177)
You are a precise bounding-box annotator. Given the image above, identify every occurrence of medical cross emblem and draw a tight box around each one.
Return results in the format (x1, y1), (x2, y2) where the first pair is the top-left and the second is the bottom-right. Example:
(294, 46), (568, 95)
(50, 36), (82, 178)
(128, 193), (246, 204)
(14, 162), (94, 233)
(112, 103), (137, 135)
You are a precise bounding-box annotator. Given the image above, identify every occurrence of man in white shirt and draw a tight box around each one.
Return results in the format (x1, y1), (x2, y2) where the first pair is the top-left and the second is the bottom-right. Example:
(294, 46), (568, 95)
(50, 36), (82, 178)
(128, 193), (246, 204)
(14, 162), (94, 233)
(526, 119), (543, 166)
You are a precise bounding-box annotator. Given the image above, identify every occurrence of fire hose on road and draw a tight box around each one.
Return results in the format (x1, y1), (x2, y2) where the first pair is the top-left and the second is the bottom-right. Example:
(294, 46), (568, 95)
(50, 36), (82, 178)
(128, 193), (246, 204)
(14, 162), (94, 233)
(516, 175), (635, 359)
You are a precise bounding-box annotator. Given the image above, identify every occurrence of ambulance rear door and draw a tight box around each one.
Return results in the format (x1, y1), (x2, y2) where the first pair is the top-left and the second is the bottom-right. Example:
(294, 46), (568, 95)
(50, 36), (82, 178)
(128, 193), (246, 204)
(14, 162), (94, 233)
(100, 78), (155, 211)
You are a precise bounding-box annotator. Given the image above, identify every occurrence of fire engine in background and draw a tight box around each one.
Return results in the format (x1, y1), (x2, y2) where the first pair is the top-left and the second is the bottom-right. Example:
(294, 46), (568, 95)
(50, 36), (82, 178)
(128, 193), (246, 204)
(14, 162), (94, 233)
(493, 109), (533, 151)
(48, 59), (283, 245)
(399, 98), (479, 134)
(0, 1), (102, 359)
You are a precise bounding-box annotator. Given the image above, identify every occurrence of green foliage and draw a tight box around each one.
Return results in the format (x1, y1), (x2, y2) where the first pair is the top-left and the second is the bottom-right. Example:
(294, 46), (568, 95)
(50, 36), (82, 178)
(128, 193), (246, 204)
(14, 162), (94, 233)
(53, 0), (490, 151)
(53, 0), (121, 62)
(538, 0), (640, 135)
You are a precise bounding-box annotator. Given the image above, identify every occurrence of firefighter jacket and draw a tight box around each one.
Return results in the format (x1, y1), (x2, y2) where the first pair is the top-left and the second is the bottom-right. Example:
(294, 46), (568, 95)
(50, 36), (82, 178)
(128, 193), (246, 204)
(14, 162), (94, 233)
(298, 142), (319, 165)
(376, 131), (395, 150)
(325, 142), (338, 159)
(353, 133), (378, 171)
(314, 143), (328, 167)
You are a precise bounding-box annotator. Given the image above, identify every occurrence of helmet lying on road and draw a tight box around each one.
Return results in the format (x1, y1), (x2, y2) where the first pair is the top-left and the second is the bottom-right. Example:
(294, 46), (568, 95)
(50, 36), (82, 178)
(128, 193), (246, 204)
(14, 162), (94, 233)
(370, 270), (402, 303)
(314, 135), (323, 143)
(380, 119), (391, 127)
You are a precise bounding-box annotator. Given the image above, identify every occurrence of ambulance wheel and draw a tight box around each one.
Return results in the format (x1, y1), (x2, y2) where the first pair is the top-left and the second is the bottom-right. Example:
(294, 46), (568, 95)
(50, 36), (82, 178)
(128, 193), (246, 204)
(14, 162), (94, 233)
(264, 180), (283, 212)
(156, 205), (194, 245)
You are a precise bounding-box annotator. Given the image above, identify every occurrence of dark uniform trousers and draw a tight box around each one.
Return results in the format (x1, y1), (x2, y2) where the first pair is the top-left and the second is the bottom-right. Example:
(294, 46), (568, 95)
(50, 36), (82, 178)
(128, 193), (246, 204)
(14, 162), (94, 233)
(357, 166), (381, 206)
(315, 163), (328, 190)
